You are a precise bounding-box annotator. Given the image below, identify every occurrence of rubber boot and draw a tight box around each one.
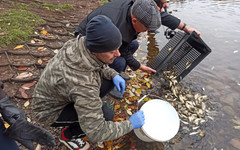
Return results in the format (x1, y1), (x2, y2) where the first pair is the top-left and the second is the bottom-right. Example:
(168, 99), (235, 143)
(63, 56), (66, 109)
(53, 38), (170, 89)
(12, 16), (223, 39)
(108, 86), (123, 100)
(119, 72), (130, 80)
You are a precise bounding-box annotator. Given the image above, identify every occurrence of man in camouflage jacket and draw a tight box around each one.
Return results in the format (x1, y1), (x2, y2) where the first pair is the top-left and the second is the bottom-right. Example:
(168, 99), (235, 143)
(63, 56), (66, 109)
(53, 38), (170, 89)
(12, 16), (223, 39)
(32, 15), (145, 150)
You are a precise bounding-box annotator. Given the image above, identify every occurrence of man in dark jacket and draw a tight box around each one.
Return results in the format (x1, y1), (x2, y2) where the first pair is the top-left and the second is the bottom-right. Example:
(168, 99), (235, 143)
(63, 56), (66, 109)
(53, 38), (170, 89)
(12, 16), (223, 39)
(75, 0), (200, 76)
(75, 0), (161, 99)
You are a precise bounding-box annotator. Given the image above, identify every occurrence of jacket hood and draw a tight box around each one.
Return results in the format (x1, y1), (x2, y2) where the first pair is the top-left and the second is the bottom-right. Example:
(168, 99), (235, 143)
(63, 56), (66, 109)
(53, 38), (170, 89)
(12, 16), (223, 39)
(63, 36), (105, 72)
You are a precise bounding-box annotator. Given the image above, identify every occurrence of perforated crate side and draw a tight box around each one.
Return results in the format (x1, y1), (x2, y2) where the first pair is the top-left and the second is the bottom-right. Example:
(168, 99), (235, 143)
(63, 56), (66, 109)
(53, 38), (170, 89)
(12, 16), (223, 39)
(148, 31), (212, 82)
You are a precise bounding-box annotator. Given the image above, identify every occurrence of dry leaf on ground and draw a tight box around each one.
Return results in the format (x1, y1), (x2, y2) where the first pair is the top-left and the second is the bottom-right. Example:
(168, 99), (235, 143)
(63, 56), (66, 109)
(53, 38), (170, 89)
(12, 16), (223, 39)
(16, 72), (33, 79)
(40, 30), (48, 35)
(24, 100), (30, 107)
(14, 45), (24, 50)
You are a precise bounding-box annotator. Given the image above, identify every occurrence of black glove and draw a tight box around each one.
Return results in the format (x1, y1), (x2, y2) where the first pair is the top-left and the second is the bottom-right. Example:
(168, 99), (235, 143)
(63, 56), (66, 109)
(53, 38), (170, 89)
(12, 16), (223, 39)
(5, 114), (56, 150)
(0, 96), (55, 150)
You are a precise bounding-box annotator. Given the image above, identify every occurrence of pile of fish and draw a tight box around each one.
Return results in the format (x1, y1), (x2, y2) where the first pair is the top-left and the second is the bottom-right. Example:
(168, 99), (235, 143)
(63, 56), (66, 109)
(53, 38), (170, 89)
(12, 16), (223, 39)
(158, 71), (215, 135)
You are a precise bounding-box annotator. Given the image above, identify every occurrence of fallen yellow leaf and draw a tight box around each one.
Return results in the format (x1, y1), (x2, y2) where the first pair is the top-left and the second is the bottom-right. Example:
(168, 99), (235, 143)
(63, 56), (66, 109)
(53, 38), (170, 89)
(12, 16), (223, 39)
(40, 30), (48, 35)
(106, 141), (112, 148)
(37, 40), (44, 44)
(37, 47), (45, 51)
(146, 82), (151, 88)
(48, 35), (54, 38)
(114, 116), (125, 122)
(4, 122), (10, 128)
(37, 59), (43, 65)
(127, 109), (132, 115)
(136, 70), (141, 74)
(97, 142), (104, 148)
(13, 59), (20, 62)
(24, 100), (30, 107)
(143, 97), (151, 101)
(14, 45), (24, 50)
(114, 104), (120, 110)
(35, 144), (41, 150)
(136, 88), (142, 94)
(114, 143), (125, 149)
(199, 131), (205, 136)
(27, 117), (31, 122)
(125, 99), (132, 104)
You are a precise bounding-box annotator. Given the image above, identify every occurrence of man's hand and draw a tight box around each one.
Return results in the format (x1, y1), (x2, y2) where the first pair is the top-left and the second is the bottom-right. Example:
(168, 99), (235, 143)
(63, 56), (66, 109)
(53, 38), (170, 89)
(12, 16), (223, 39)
(113, 75), (125, 95)
(129, 110), (145, 129)
(139, 64), (157, 74)
(179, 22), (201, 36)
(185, 26), (201, 36)
(161, 1), (169, 8)
(0, 81), (7, 100)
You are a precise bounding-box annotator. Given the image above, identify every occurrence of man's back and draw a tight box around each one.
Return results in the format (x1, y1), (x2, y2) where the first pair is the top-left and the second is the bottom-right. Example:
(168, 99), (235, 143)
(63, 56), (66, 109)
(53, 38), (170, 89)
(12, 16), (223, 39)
(32, 37), (105, 125)
(75, 0), (137, 44)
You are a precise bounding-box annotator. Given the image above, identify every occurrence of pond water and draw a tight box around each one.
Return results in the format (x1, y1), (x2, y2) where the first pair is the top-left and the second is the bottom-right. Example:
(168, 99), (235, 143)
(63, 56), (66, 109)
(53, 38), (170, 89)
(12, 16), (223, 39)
(136, 0), (240, 149)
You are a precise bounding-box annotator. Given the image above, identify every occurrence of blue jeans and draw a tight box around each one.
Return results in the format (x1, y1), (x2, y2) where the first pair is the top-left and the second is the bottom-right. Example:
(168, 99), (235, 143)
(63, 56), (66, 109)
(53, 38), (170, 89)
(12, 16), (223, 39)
(109, 40), (139, 73)
(0, 119), (20, 150)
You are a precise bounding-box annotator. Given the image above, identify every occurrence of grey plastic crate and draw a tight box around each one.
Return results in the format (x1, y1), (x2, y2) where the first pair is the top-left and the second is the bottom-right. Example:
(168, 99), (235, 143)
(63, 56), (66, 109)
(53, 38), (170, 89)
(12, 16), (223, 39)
(148, 31), (211, 82)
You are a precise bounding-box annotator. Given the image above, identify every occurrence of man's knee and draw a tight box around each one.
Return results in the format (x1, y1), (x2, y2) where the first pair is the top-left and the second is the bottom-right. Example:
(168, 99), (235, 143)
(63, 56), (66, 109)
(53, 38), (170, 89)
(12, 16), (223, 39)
(109, 57), (126, 73)
(128, 40), (139, 54)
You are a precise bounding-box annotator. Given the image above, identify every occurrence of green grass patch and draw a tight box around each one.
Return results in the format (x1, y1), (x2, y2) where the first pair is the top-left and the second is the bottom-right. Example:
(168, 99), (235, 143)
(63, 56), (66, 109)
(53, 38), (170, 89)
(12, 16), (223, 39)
(29, 2), (42, 9)
(43, 3), (73, 11)
(0, 9), (45, 46)
(10, 1), (29, 9)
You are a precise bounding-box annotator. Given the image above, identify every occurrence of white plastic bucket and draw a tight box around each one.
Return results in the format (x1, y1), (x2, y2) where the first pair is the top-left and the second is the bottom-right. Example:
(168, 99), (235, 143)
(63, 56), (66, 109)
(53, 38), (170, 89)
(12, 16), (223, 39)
(134, 99), (180, 142)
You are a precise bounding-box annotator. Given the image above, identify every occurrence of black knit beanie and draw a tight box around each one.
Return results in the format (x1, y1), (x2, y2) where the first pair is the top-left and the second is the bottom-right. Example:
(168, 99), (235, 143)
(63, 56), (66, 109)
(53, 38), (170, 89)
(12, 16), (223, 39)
(85, 15), (122, 53)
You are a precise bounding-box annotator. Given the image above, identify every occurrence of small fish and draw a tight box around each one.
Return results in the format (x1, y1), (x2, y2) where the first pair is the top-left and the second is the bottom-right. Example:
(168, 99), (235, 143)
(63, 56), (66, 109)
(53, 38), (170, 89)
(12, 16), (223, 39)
(189, 131), (200, 135)
(186, 61), (192, 69)
(181, 120), (189, 125)
(192, 126), (200, 130)
(233, 126), (240, 130)
(207, 115), (214, 121)
(232, 119), (240, 125)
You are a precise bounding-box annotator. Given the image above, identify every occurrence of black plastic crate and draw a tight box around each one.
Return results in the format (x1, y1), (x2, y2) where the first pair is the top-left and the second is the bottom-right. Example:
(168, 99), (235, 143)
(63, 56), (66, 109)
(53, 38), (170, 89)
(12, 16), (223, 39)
(148, 31), (211, 82)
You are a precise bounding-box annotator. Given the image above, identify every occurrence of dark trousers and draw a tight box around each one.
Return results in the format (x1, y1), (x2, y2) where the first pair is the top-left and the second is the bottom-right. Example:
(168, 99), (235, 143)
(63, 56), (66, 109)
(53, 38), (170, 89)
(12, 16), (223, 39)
(109, 40), (139, 73)
(100, 40), (139, 97)
(51, 102), (114, 139)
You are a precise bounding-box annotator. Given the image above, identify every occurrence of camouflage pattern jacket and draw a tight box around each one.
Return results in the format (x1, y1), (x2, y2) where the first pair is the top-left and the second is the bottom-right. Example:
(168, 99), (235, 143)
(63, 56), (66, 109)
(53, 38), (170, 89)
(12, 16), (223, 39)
(32, 36), (132, 142)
